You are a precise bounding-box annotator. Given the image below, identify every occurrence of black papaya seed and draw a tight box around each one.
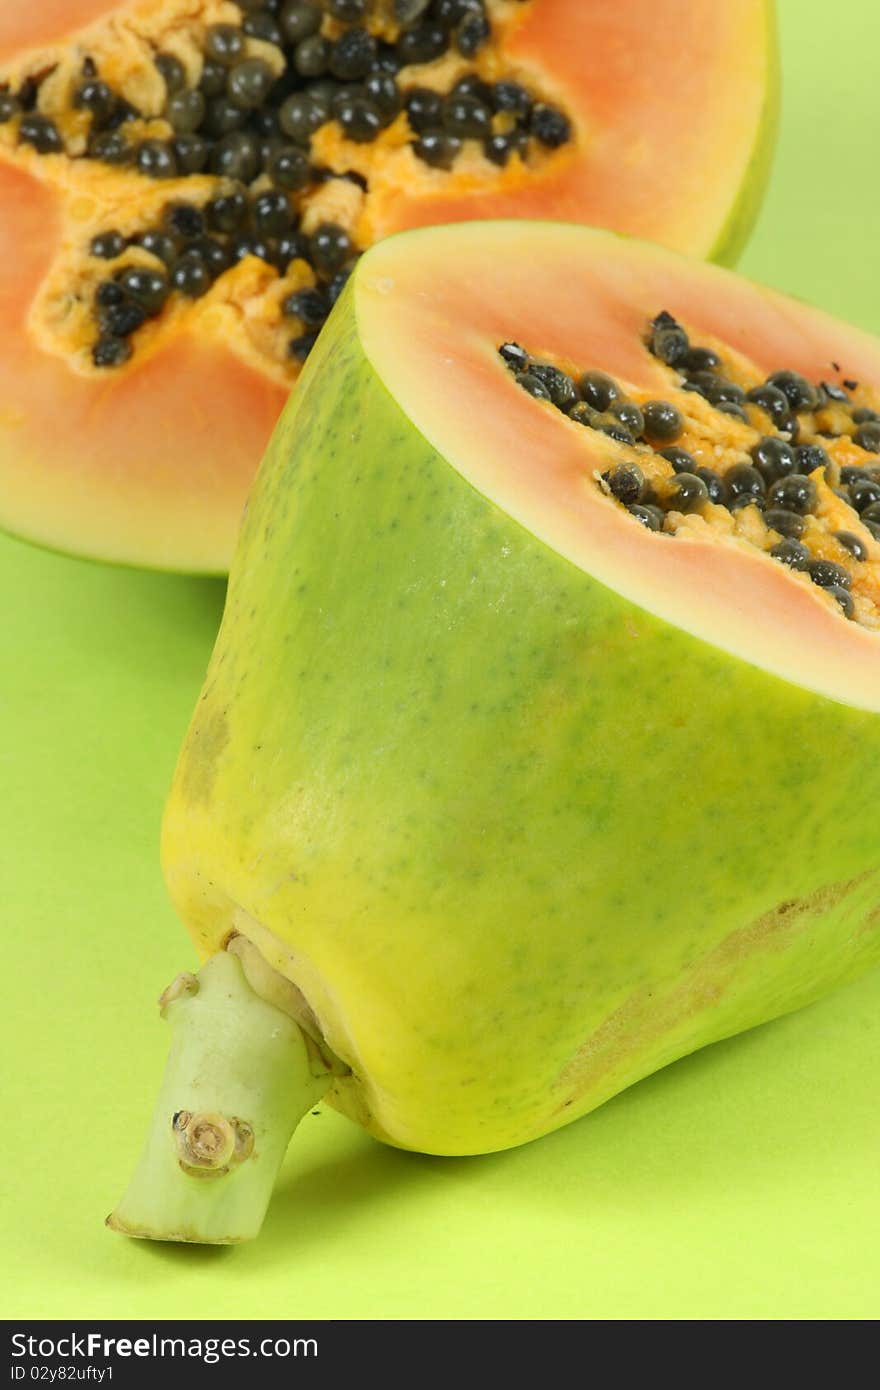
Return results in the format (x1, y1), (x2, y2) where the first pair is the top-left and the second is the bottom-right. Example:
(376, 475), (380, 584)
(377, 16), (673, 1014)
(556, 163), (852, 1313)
(766, 370), (818, 412)
(770, 539), (811, 570)
(725, 464), (766, 500)
(767, 474), (816, 514)
(658, 446), (697, 473)
(642, 400), (683, 441)
(499, 342), (529, 371)
(628, 503), (665, 531)
(764, 508), (805, 540)
(580, 370), (621, 411)
(604, 464), (644, 506)
(529, 364), (579, 412)
(666, 472), (708, 512)
(808, 558), (852, 590)
(750, 435), (797, 484)
(515, 372), (551, 400)
(834, 531), (868, 562)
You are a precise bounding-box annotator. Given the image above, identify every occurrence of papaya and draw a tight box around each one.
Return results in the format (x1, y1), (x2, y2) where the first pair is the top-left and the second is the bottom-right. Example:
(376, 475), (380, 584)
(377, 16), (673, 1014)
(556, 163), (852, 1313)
(0, 0), (777, 571)
(111, 221), (880, 1245)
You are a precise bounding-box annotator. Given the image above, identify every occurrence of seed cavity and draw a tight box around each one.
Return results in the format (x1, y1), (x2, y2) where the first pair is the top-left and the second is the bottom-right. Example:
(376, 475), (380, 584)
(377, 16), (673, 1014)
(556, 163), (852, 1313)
(498, 317), (880, 629)
(1, 1), (574, 373)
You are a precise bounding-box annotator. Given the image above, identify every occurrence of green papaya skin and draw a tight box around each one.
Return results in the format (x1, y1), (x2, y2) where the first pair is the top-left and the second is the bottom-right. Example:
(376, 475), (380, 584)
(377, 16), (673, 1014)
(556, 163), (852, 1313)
(161, 259), (880, 1163)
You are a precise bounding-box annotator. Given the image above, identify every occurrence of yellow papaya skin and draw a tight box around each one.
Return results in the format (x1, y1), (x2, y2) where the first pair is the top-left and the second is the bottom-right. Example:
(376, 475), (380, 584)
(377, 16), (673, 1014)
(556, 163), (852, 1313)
(161, 256), (880, 1161)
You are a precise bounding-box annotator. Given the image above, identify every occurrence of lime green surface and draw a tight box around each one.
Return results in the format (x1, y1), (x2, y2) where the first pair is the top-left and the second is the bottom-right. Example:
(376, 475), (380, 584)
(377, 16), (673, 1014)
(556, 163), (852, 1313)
(2, 0), (879, 1321)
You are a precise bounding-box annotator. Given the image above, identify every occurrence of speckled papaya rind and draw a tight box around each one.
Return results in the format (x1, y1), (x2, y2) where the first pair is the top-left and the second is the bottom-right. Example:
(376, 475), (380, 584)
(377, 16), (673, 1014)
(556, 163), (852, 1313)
(161, 225), (880, 1156)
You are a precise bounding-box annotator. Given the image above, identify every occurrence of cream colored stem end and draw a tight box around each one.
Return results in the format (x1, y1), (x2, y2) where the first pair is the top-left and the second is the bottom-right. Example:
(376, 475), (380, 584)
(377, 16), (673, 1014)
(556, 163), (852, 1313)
(107, 951), (330, 1245)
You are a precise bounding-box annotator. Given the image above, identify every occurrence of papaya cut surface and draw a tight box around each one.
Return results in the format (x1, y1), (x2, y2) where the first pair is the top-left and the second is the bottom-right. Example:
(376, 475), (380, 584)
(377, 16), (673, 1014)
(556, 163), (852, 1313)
(359, 222), (880, 699)
(0, 0), (776, 570)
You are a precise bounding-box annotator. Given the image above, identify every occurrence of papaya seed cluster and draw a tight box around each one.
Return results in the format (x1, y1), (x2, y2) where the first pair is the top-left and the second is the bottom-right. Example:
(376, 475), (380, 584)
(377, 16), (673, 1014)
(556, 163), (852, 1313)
(0, 1), (571, 372)
(499, 316), (880, 628)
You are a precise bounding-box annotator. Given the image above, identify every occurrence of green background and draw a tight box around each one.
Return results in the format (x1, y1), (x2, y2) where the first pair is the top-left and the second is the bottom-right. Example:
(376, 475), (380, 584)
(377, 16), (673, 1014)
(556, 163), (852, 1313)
(2, 0), (879, 1321)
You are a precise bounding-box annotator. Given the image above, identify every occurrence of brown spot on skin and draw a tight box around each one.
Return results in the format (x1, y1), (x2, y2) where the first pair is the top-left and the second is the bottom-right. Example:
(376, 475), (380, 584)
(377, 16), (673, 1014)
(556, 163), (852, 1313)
(856, 901), (880, 940)
(178, 706), (229, 806)
(555, 871), (880, 1112)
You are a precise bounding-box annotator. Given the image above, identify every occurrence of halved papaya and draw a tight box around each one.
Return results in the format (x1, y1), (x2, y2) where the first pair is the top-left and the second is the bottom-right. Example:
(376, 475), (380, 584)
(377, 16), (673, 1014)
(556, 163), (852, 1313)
(112, 221), (880, 1244)
(0, 0), (777, 572)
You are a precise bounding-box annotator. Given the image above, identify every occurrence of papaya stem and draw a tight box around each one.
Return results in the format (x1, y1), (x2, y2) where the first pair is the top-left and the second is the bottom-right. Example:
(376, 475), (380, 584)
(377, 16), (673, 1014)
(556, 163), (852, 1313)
(107, 951), (330, 1245)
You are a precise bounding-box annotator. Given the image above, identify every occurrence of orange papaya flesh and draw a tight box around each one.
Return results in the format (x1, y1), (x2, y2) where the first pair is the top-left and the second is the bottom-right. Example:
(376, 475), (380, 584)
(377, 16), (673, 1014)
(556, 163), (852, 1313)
(0, 0), (776, 572)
